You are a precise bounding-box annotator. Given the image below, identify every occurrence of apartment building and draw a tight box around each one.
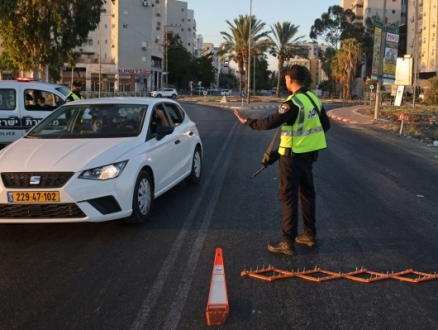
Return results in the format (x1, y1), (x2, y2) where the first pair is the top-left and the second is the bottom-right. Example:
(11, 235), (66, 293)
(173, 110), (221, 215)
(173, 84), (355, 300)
(166, 1), (196, 54)
(406, 0), (438, 78)
(1, 0), (200, 92)
(345, 0), (406, 26)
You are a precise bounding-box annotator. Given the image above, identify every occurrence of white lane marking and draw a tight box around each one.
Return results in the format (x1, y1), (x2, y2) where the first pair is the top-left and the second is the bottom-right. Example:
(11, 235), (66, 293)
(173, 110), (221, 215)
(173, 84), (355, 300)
(130, 122), (239, 330)
(162, 123), (238, 330)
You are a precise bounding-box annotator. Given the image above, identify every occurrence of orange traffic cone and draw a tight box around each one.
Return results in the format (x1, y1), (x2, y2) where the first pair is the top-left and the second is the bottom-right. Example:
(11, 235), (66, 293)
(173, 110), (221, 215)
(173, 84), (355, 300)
(206, 248), (229, 326)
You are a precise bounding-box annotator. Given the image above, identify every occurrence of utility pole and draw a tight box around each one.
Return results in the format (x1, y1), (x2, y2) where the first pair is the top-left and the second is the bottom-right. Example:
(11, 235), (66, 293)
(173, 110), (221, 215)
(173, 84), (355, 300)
(247, 0), (252, 104)
(374, 0), (387, 121)
(413, 0), (419, 110)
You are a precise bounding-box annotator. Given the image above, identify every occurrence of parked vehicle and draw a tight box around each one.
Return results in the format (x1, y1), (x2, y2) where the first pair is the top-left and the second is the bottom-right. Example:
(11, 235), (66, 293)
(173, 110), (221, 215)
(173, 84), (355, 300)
(0, 78), (70, 145)
(0, 97), (202, 224)
(150, 88), (178, 98)
(221, 89), (231, 96)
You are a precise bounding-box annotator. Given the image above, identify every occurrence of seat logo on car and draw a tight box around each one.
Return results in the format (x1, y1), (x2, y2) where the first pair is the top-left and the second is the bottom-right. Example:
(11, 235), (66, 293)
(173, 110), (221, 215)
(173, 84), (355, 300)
(30, 176), (41, 185)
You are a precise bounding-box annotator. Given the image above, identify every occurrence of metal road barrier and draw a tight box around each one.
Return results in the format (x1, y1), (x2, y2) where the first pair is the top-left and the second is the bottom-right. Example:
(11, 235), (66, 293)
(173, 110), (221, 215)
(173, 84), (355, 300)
(241, 266), (438, 283)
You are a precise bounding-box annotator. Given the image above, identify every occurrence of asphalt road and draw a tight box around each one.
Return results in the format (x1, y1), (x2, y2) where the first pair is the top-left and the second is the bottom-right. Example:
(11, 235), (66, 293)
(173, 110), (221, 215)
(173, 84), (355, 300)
(1, 102), (437, 330)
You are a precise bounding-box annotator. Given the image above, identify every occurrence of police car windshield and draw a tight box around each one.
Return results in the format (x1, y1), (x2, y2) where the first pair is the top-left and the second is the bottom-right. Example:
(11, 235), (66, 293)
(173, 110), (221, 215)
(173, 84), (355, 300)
(26, 104), (148, 139)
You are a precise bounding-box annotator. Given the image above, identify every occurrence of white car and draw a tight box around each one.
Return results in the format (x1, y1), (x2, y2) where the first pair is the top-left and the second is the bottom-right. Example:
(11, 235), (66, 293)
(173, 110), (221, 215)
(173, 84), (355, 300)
(221, 89), (230, 96)
(0, 97), (202, 224)
(150, 88), (178, 98)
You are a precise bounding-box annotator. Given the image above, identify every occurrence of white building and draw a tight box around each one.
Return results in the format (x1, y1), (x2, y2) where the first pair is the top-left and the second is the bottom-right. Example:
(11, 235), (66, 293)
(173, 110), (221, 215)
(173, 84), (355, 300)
(166, 0), (196, 54)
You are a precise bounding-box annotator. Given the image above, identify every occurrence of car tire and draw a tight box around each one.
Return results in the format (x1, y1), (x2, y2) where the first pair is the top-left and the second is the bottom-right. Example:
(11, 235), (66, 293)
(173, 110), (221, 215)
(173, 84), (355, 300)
(185, 146), (202, 184)
(171, 94), (177, 99)
(157, 94), (162, 98)
(125, 170), (153, 224)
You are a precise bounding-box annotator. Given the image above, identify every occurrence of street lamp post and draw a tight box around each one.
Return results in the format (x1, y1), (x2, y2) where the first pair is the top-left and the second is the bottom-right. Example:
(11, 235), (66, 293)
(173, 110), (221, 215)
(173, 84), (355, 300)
(247, 0), (252, 104)
(374, 0), (387, 121)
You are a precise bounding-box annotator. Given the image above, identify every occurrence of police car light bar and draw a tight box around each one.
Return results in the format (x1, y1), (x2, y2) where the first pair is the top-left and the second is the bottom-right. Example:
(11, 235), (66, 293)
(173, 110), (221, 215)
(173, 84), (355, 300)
(16, 77), (39, 82)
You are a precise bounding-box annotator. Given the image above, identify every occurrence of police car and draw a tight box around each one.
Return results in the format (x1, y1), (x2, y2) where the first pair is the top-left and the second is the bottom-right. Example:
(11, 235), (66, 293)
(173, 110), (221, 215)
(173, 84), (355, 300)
(0, 78), (70, 145)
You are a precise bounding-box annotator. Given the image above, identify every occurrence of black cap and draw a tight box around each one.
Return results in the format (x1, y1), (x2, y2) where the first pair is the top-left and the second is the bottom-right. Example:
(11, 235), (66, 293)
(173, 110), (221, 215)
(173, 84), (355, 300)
(281, 65), (307, 80)
(72, 81), (81, 87)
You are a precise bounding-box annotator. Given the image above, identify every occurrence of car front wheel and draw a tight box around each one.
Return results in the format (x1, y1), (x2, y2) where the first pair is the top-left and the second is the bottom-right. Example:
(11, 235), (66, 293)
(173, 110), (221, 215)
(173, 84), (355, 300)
(125, 170), (153, 223)
(156, 94), (162, 98)
(171, 94), (177, 99)
(185, 146), (202, 184)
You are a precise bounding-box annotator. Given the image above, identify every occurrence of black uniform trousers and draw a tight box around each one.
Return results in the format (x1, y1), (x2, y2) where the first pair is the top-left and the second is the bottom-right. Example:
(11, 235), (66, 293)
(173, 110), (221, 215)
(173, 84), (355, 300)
(278, 153), (317, 244)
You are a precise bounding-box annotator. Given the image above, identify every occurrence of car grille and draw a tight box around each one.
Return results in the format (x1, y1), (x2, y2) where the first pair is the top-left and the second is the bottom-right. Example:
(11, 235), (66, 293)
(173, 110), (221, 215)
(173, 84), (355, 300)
(1, 172), (74, 188)
(0, 203), (86, 219)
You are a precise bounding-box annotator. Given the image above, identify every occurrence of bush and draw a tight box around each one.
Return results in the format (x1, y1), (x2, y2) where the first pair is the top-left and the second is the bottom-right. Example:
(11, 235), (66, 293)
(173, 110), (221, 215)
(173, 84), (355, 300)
(424, 77), (438, 105)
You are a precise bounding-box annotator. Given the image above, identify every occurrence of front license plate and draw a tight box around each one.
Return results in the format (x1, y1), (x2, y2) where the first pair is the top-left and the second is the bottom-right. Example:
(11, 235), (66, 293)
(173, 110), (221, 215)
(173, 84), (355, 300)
(7, 191), (60, 203)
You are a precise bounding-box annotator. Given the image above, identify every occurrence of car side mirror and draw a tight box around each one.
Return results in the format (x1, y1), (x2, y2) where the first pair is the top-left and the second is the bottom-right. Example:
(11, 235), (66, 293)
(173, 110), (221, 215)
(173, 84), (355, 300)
(156, 126), (174, 141)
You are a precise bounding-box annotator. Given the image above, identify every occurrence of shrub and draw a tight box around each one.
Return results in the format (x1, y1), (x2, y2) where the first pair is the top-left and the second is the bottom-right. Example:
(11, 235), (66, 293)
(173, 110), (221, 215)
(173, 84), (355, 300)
(423, 77), (438, 105)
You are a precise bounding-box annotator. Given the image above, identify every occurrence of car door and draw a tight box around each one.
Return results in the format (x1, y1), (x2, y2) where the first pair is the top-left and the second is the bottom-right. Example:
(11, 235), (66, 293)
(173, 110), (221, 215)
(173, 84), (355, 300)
(163, 102), (194, 177)
(145, 103), (182, 192)
(0, 84), (22, 143)
(20, 85), (66, 132)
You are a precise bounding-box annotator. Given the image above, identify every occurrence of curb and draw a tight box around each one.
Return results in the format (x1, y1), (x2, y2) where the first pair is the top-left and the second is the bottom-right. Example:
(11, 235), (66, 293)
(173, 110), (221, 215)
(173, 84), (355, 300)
(196, 102), (278, 110)
(327, 113), (358, 124)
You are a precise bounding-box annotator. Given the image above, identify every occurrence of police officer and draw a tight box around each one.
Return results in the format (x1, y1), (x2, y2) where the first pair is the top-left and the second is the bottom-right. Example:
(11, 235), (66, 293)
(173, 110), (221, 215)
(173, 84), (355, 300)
(65, 81), (84, 102)
(234, 65), (330, 256)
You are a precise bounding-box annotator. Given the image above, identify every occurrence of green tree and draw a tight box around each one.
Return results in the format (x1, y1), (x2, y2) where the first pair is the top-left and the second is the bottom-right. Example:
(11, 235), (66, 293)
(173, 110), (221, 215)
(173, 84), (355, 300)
(219, 72), (237, 89)
(253, 54), (270, 91)
(0, 0), (107, 80)
(0, 49), (19, 77)
(268, 21), (307, 97)
(167, 31), (195, 89)
(309, 5), (356, 49)
(319, 46), (337, 93)
(218, 15), (270, 95)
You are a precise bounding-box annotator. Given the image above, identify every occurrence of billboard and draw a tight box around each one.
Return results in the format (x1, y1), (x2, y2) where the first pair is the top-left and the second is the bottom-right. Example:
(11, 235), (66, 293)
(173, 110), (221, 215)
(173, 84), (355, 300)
(383, 32), (399, 84)
(371, 24), (382, 80)
(371, 15), (400, 85)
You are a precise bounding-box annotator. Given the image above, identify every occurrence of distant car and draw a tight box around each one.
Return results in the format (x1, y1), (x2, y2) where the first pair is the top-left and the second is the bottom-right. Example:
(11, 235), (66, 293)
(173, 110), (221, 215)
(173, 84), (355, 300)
(259, 89), (268, 95)
(221, 89), (231, 96)
(150, 88), (178, 98)
(0, 97), (202, 224)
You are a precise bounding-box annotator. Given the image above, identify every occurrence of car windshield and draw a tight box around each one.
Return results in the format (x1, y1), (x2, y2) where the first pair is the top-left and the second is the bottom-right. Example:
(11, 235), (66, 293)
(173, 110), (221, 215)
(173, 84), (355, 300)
(26, 103), (148, 139)
(55, 86), (72, 97)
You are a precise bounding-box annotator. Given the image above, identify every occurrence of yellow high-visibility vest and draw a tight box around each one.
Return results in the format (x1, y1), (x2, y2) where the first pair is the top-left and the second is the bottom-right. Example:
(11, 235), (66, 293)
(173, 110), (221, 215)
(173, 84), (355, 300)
(278, 92), (327, 155)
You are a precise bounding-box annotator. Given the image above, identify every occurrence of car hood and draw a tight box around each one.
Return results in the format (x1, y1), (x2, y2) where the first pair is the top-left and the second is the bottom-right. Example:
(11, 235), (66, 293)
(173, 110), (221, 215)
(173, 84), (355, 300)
(0, 138), (138, 172)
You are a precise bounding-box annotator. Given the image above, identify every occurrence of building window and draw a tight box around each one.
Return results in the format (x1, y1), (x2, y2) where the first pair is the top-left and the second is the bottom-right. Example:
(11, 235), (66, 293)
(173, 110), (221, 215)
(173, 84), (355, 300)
(142, 56), (146, 62)
(123, 24), (128, 29)
(392, 10), (396, 14)
(105, 40), (107, 44)
(87, 39), (93, 45)
(105, 24), (107, 29)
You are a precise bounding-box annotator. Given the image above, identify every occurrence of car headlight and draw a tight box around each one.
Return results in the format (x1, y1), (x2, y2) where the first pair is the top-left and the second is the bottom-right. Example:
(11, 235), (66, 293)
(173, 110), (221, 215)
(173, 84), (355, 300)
(79, 161), (128, 180)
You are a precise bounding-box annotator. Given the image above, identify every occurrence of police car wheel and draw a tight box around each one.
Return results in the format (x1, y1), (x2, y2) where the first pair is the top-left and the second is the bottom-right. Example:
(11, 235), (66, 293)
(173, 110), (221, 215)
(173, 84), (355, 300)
(125, 170), (153, 223)
(185, 146), (202, 184)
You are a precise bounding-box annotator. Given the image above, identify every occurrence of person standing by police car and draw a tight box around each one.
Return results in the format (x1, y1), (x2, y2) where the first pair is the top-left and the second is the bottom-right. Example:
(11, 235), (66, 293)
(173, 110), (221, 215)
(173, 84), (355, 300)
(65, 81), (84, 102)
(234, 65), (330, 256)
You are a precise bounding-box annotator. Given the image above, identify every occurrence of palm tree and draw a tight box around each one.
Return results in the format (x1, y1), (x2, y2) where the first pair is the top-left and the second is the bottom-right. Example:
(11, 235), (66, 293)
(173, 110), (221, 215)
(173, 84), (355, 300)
(218, 15), (271, 95)
(331, 38), (361, 99)
(268, 22), (307, 97)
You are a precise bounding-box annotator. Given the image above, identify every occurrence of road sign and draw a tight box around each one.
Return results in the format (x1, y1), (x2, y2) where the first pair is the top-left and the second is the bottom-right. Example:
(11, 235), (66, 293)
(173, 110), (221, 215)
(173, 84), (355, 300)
(369, 85), (374, 90)
(203, 91), (208, 96)
(240, 91), (246, 98)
